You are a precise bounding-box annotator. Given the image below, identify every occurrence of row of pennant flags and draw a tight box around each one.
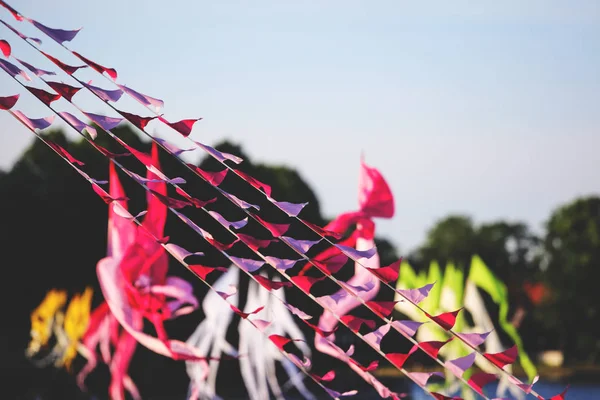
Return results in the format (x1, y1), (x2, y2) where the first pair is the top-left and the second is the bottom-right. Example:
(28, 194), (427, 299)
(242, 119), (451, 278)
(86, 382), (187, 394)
(0, 1), (568, 399)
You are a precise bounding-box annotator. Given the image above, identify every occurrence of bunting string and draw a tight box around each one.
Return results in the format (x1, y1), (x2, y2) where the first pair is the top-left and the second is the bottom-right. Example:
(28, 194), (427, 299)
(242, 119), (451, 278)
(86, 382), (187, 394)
(0, 1), (568, 398)
(0, 13), (534, 400)
(0, 13), (533, 389)
(3, 105), (368, 400)
(0, 76), (446, 399)
(0, 55), (490, 399)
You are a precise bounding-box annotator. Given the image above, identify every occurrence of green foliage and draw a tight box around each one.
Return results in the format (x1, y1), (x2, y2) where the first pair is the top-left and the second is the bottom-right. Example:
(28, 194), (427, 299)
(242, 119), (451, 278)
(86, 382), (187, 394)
(413, 215), (477, 269)
(538, 196), (600, 363)
(476, 221), (541, 283)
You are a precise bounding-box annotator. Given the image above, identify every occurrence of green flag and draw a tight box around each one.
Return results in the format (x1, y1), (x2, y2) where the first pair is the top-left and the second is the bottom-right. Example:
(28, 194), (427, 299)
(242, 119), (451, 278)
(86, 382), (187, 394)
(468, 255), (537, 380)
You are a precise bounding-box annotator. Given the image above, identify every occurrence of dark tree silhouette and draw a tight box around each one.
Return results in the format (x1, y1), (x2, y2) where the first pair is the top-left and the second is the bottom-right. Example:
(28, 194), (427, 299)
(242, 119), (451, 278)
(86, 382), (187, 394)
(536, 196), (600, 364)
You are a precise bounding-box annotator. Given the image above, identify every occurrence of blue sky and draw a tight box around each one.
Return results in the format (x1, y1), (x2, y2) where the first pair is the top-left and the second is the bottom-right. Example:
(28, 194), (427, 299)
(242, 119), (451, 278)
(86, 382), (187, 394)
(1, 1), (599, 252)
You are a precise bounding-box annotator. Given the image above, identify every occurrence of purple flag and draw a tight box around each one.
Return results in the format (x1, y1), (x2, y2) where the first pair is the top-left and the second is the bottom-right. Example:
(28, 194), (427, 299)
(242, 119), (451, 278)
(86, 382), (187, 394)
(30, 19), (81, 44)
(12, 110), (54, 130)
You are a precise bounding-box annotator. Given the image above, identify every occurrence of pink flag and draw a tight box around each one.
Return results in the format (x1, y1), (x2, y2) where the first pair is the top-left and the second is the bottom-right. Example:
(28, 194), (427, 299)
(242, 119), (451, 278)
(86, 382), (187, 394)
(193, 140), (243, 164)
(407, 372), (443, 387)
(358, 158), (395, 218)
(335, 244), (376, 260)
(165, 243), (204, 263)
(281, 236), (321, 254)
(455, 331), (491, 347)
(391, 320), (424, 337)
(229, 256), (264, 273)
(207, 210), (248, 230)
(270, 199), (308, 217)
(82, 80), (123, 102)
(311, 370), (336, 382)
(363, 324), (391, 350)
(117, 84), (164, 112)
(151, 138), (194, 156)
(445, 352), (476, 378)
(250, 318), (272, 333)
(219, 189), (260, 211)
(264, 256), (300, 271)
(72, 51), (117, 80)
(83, 112), (123, 131)
(58, 112), (97, 138)
(284, 302), (314, 320)
(508, 374), (539, 394)
(396, 283), (435, 304)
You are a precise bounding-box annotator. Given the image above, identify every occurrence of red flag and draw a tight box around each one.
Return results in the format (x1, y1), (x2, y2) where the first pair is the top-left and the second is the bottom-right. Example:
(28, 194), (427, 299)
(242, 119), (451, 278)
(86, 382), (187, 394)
(46, 81), (81, 101)
(483, 345), (518, 368)
(40, 51), (86, 74)
(0, 39), (10, 56)
(0, 94), (19, 110)
(425, 308), (463, 331)
(72, 51), (117, 80)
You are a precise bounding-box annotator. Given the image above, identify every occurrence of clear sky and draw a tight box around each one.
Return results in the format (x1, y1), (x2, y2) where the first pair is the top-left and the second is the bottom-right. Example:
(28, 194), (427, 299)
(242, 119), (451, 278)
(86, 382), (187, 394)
(1, 1), (599, 253)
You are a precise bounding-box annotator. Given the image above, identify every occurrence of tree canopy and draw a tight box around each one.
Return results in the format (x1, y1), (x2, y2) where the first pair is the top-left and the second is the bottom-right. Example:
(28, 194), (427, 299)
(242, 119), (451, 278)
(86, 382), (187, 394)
(537, 196), (600, 363)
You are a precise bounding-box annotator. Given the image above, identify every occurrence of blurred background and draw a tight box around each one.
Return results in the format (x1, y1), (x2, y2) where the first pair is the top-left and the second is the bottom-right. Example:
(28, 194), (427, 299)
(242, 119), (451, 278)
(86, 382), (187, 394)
(1, 1), (599, 399)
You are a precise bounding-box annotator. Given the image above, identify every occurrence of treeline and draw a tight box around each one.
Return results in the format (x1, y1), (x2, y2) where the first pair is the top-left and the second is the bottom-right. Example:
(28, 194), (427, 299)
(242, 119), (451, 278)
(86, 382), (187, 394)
(404, 201), (600, 366)
(0, 126), (598, 398)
